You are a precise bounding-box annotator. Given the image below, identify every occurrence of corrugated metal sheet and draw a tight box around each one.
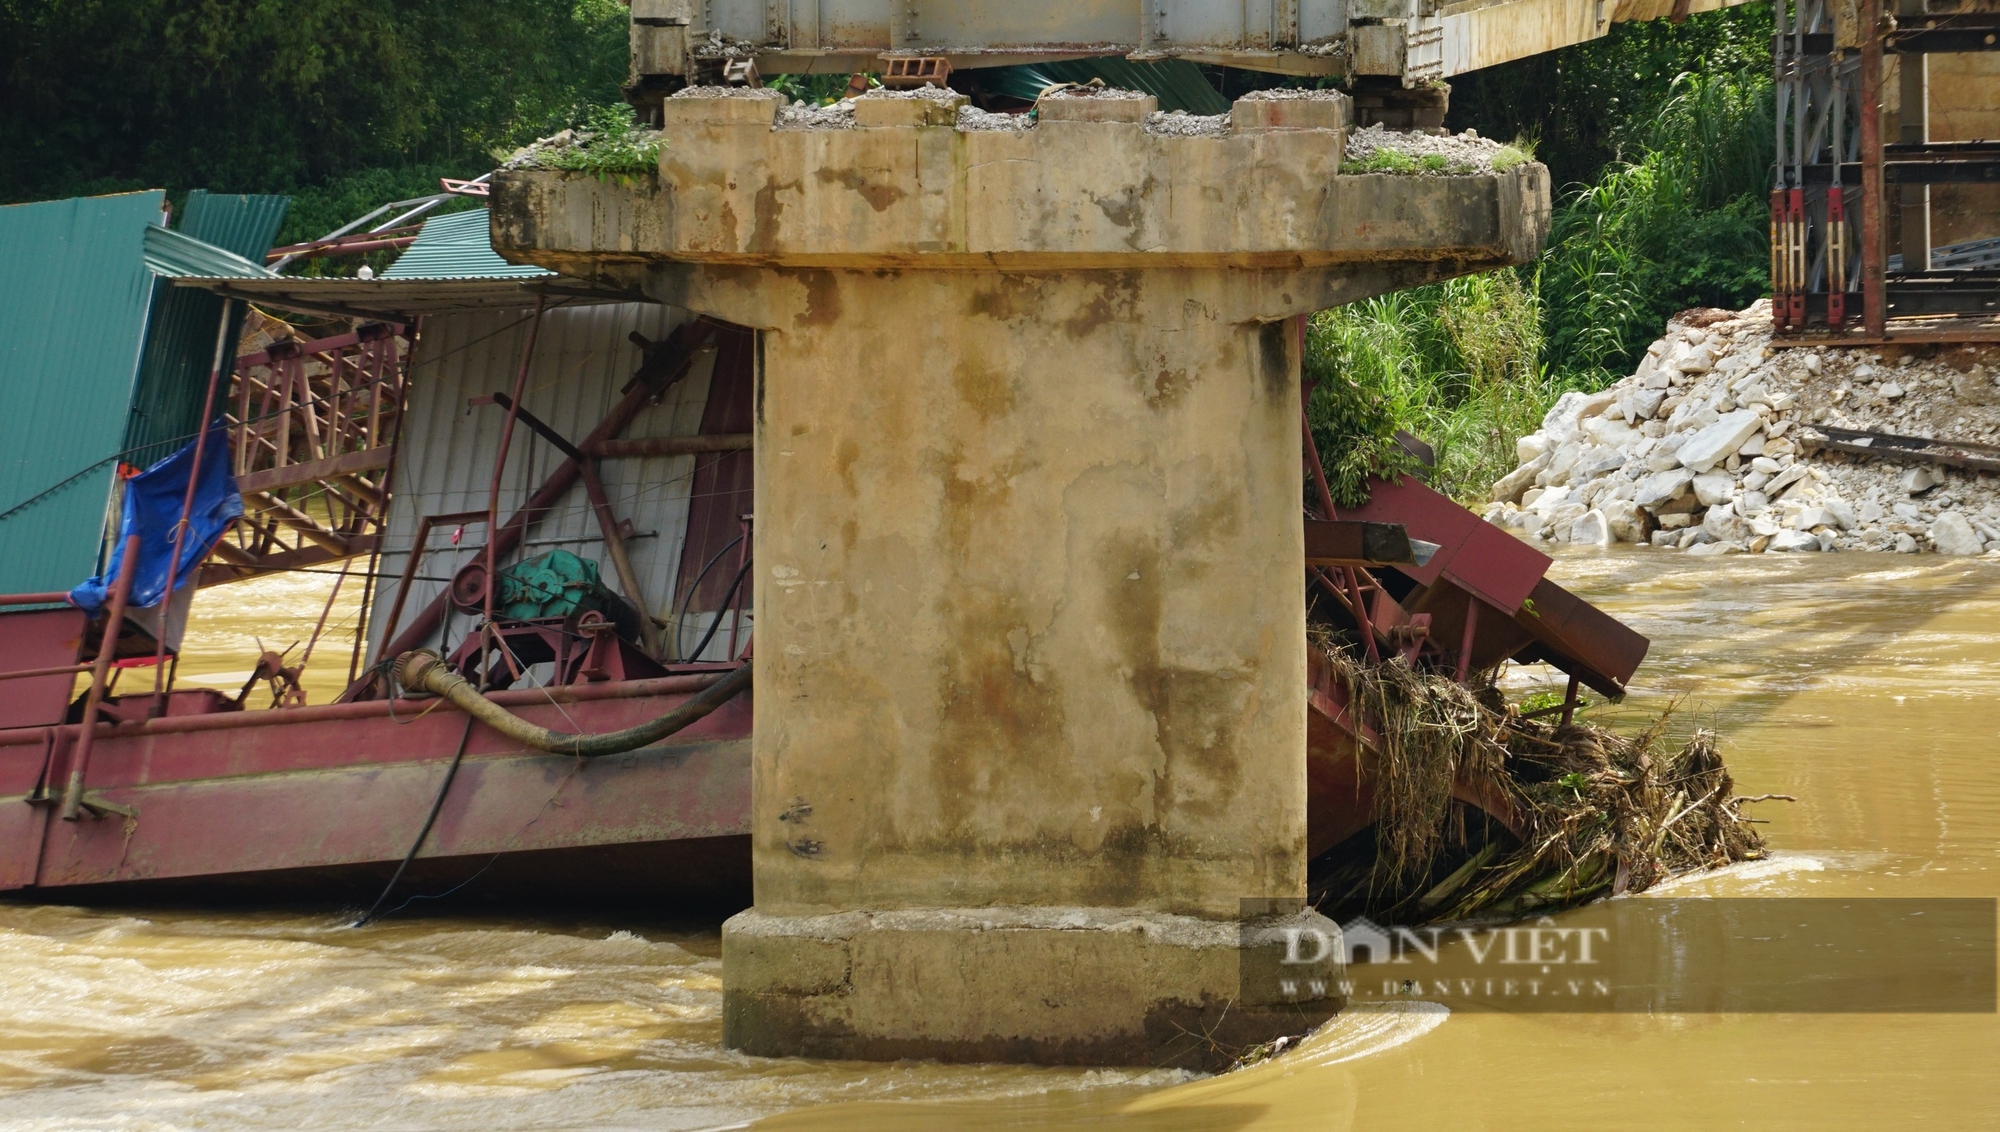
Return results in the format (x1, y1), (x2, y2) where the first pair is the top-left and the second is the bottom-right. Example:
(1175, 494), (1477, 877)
(369, 301), (734, 666)
(0, 192), (165, 596)
(381, 209), (554, 280)
(974, 57), (1232, 114)
(141, 225), (272, 279)
(124, 192), (289, 469)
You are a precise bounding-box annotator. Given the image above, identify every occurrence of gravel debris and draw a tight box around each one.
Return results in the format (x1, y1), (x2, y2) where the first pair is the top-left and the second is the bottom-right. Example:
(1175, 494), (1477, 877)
(1484, 299), (2000, 555)
(776, 98), (857, 130)
(1342, 123), (1512, 175)
(1145, 109), (1231, 137)
(957, 105), (1031, 132)
(669, 85), (782, 99)
(1238, 88), (1344, 101)
(1039, 85), (1151, 100)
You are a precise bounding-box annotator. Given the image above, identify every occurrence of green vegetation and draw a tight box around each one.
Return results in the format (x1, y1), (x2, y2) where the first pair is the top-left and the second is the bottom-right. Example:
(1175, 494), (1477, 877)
(1309, 3), (1775, 503)
(533, 104), (664, 180)
(1348, 149), (1417, 174)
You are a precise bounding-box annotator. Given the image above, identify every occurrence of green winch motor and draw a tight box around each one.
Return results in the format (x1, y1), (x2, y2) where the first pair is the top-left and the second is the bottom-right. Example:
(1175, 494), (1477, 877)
(494, 550), (640, 639)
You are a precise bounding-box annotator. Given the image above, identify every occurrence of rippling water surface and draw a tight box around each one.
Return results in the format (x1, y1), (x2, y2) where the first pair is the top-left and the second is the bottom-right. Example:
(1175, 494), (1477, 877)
(4, 549), (1995, 1129)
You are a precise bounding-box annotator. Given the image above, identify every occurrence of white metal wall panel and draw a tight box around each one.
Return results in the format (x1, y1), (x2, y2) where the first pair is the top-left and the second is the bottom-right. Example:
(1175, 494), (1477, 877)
(367, 302), (722, 663)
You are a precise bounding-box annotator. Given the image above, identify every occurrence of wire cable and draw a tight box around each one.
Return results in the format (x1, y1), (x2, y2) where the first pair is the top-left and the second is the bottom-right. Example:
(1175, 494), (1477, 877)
(350, 713), (476, 927)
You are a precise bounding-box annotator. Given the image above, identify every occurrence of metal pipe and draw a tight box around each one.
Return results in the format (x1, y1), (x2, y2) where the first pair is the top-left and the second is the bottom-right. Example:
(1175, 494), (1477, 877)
(60, 534), (139, 821)
(0, 669), (732, 749)
(484, 296), (548, 684)
(1559, 672), (1582, 727)
(0, 663), (93, 683)
(593, 434), (753, 457)
(0, 593), (73, 607)
(1457, 598), (1481, 684)
(150, 300), (238, 717)
(394, 650), (750, 757)
(579, 463), (663, 655)
(1861, 0), (1888, 334)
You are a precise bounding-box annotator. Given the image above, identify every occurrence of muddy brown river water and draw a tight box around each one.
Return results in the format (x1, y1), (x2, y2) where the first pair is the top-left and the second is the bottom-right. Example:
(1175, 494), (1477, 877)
(3, 549), (1996, 1130)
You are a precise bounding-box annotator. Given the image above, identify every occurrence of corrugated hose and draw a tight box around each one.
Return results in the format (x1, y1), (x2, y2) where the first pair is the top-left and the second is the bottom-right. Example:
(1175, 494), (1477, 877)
(392, 649), (751, 757)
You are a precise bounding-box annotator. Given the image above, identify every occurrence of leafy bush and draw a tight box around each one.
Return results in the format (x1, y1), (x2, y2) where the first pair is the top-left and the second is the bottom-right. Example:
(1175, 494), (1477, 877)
(1308, 271), (1555, 504)
(536, 104), (665, 180)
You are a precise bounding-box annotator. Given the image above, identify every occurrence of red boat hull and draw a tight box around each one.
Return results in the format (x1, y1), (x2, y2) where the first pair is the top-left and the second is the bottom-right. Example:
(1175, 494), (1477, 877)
(0, 681), (751, 905)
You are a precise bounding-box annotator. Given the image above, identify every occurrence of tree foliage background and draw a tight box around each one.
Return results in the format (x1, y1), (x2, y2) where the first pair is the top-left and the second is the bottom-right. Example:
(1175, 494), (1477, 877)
(0, 0), (629, 242)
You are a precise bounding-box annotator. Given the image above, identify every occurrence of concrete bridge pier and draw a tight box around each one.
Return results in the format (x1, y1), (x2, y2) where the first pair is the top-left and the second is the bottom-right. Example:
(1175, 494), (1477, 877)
(493, 86), (1549, 1068)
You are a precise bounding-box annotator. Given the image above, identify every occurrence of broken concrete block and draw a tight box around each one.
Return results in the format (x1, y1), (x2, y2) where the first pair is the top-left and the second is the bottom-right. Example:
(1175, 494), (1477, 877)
(1692, 471), (1736, 507)
(1931, 511), (1985, 556)
(1569, 509), (1612, 546)
(1676, 409), (1764, 472)
(1634, 467), (1693, 509)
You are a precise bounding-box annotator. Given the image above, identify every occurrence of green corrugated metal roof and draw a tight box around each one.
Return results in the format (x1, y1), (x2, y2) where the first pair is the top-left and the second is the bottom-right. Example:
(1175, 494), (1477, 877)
(141, 223), (274, 279)
(0, 192), (165, 595)
(382, 208), (553, 279)
(124, 192), (288, 467)
(972, 57), (1230, 115)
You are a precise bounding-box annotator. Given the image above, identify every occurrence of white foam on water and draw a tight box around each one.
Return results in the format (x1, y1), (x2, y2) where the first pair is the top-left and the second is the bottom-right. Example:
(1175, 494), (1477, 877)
(1289, 1001), (1451, 1068)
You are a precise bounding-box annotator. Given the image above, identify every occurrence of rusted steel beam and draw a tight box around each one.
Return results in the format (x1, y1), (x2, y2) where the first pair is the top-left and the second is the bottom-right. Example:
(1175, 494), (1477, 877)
(59, 534), (138, 821)
(264, 233), (419, 261)
(1302, 518), (1418, 567)
(370, 320), (717, 671)
(195, 536), (379, 589)
(247, 493), (350, 554)
(592, 434), (754, 457)
(235, 446), (393, 495)
(1799, 424), (2000, 472)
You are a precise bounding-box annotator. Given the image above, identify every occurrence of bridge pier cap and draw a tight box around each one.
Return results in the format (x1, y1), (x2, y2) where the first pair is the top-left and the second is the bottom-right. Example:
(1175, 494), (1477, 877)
(492, 87), (1548, 1068)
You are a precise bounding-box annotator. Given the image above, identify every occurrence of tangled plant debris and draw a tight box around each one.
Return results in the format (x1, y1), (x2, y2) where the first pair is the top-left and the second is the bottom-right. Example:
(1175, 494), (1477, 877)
(1310, 644), (1771, 926)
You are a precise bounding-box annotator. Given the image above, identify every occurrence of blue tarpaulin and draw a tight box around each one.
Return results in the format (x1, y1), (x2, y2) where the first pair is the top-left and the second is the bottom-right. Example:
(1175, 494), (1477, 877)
(69, 423), (242, 612)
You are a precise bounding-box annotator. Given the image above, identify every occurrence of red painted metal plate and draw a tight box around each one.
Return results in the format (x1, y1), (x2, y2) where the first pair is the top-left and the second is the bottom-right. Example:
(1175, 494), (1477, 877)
(0, 609), (86, 729)
(1343, 476), (1551, 614)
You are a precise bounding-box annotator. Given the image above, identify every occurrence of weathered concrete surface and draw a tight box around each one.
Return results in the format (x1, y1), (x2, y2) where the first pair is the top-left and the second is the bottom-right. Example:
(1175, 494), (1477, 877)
(724, 905), (1344, 1069)
(492, 88), (1547, 278)
(493, 88), (1547, 1066)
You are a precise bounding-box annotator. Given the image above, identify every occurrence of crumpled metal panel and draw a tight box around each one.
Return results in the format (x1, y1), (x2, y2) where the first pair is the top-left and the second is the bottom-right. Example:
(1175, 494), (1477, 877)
(0, 191), (164, 596)
(368, 302), (722, 664)
(382, 209), (554, 280)
(124, 191), (289, 469)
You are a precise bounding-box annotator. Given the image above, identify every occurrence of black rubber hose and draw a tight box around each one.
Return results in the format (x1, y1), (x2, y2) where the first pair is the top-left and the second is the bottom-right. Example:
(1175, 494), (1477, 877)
(394, 652), (752, 758)
(683, 554), (753, 663)
(672, 532), (745, 662)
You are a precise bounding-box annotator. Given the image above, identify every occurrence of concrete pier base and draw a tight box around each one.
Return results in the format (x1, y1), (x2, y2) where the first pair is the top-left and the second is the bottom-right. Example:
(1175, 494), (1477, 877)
(723, 906), (1344, 1068)
(495, 84), (1548, 1066)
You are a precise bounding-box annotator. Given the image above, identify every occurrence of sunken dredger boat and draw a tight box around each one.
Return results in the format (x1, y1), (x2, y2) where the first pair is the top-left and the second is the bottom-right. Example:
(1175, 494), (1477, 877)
(0, 187), (1728, 913)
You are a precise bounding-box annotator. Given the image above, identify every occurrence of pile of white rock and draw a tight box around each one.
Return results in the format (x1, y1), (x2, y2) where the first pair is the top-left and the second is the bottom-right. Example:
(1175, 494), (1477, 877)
(1484, 300), (2000, 555)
